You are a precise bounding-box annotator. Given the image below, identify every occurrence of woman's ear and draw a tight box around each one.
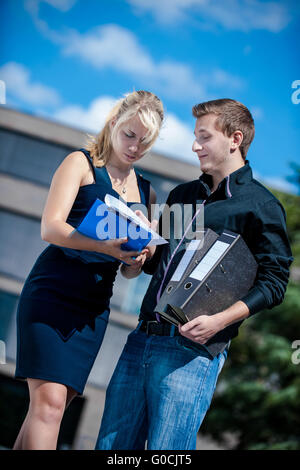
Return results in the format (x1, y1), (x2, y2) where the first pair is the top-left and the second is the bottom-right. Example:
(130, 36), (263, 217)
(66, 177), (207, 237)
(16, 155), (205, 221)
(109, 118), (116, 131)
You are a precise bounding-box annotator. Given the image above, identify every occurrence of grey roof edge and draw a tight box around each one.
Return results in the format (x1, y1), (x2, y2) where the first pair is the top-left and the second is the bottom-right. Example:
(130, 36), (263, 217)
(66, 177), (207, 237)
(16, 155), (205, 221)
(0, 106), (200, 182)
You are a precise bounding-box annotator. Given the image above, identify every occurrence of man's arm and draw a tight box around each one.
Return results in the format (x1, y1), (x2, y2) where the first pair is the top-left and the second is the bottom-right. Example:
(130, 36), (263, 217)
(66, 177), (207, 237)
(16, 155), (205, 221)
(240, 199), (293, 316)
(179, 301), (250, 345)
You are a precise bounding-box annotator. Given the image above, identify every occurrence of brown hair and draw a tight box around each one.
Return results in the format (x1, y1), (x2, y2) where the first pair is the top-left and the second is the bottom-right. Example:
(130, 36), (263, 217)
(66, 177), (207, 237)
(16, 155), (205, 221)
(86, 90), (164, 167)
(192, 98), (255, 160)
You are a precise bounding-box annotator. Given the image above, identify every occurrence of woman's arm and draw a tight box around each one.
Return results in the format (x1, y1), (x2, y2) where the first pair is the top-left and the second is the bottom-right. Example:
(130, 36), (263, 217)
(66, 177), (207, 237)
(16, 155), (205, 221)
(41, 152), (140, 265)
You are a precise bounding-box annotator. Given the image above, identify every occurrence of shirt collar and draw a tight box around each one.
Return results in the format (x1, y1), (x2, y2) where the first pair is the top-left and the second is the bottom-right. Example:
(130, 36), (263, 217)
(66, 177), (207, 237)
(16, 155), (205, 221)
(198, 161), (253, 198)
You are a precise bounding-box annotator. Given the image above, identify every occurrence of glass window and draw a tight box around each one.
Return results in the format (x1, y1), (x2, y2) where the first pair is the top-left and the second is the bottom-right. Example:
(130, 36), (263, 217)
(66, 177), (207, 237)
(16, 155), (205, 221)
(0, 290), (18, 344)
(0, 210), (47, 281)
(0, 128), (72, 187)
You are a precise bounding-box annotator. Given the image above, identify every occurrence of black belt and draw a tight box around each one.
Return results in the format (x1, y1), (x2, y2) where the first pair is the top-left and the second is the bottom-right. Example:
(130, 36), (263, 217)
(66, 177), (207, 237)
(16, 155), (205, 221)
(140, 320), (180, 336)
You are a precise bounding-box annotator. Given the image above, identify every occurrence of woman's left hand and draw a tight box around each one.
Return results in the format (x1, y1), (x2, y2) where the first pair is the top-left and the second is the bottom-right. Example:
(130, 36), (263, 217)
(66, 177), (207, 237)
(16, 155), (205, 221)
(129, 249), (149, 271)
(120, 248), (149, 278)
(134, 210), (158, 259)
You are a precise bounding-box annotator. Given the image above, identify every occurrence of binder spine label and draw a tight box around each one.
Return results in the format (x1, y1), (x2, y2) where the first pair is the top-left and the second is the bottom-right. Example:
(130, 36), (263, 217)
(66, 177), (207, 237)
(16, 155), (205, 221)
(170, 239), (202, 282)
(189, 240), (230, 281)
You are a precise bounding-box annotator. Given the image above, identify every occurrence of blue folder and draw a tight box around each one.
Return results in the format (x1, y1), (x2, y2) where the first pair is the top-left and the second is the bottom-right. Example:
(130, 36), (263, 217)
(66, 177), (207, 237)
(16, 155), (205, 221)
(76, 198), (152, 253)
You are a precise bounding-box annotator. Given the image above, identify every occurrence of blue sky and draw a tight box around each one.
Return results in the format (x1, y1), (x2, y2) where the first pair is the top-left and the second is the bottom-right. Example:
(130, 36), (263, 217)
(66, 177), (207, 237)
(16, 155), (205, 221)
(1, 0), (300, 193)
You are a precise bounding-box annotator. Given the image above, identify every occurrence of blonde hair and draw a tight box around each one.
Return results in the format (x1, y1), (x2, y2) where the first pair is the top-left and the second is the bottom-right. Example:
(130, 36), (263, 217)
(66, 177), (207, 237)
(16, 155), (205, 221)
(86, 90), (164, 167)
(192, 98), (255, 160)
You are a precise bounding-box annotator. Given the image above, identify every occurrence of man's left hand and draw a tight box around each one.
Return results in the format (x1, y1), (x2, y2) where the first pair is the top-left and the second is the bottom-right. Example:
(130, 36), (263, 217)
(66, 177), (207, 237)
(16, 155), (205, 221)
(178, 314), (223, 345)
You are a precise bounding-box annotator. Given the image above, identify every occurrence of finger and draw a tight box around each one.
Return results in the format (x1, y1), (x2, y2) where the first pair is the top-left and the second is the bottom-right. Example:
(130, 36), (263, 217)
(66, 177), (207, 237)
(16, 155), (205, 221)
(143, 248), (152, 259)
(134, 254), (145, 262)
(180, 320), (198, 333)
(150, 219), (158, 231)
(180, 317), (204, 332)
(122, 257), (140, 266)
(114, 237), (128, 245)
(117, 244), (141, 259)
(134, 210), (151, 227)
(119, 254), (141, 264)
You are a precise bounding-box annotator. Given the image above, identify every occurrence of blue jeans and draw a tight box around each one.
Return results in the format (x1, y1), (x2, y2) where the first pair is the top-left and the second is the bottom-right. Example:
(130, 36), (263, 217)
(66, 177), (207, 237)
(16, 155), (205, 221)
(95, 324), (228, 450)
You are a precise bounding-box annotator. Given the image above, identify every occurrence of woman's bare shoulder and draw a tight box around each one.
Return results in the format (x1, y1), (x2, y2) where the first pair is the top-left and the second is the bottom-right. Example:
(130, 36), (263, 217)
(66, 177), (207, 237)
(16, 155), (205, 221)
(61, 150), (90, 167)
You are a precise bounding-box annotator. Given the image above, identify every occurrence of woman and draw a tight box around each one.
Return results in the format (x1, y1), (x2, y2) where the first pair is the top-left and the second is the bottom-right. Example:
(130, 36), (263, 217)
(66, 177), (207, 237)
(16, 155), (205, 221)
(13, 90), (164, 450)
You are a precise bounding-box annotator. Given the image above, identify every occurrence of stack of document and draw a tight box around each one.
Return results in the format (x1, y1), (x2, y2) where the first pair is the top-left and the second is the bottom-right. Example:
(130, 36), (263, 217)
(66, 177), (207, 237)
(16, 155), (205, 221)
(155, 229), (257, 326)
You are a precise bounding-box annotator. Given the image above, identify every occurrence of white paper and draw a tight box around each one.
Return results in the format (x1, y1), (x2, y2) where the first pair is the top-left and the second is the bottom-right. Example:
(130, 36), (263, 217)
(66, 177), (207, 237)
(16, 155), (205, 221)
(104, 194), (167, 246)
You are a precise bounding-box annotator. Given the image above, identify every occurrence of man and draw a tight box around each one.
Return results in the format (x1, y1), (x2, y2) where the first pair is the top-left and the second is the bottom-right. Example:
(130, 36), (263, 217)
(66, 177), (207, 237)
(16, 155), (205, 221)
(95, 99), (293, 450)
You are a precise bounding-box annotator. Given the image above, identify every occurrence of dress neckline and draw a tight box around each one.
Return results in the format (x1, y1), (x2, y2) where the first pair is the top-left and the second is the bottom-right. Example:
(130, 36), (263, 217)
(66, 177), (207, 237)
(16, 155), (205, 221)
(102, 166), (142, 204)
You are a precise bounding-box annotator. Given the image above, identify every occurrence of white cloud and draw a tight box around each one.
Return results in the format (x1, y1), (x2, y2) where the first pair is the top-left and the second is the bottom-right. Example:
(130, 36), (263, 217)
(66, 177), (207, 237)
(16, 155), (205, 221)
(128, 0), (206, 24)
(0, 62), (61, 107)
(25, 0), (245, 102)
(42, 0), (77, 11)
(60, 25), (205, 100)
(262, 176), (298, 194)
(25, 0), (77, 14)
(26, 2), (245, 101)
(57, 25), (243, 100)
(127, 0), (292, 32)
(25, 4), (208, 101)
(61, 25), (154, 76)
(253, 171), (297, 194)
(53, 95), (117, 132)
(24, 0), (77, 42)
(154, 113), (196, 163)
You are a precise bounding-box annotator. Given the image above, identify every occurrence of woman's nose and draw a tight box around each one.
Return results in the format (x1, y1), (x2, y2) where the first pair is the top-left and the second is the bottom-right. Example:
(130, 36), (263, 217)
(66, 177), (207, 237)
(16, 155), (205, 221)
(129, 143), (138, 152)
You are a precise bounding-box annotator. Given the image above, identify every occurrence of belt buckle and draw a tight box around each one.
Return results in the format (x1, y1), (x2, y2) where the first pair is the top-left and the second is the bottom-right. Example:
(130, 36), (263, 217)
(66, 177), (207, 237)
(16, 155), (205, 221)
(146, 320), (158, 335)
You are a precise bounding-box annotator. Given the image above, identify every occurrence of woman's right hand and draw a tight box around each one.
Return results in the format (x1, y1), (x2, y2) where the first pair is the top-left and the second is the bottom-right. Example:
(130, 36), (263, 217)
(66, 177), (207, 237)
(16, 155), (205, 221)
(95, 238), (142, 265)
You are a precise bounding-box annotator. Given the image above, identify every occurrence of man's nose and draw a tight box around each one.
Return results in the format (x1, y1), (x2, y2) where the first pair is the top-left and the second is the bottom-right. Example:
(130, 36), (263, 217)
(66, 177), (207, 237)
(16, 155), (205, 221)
(192, 139), (203, 152)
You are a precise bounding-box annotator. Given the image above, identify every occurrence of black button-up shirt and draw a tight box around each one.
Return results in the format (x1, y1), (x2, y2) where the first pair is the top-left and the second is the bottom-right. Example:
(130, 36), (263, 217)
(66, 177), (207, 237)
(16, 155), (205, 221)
(139, 162), (293, 356)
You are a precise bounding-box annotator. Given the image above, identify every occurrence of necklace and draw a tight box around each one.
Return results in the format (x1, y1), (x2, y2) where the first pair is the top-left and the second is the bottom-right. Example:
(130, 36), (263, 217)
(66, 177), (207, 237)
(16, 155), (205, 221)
(106, 165), (131, 195)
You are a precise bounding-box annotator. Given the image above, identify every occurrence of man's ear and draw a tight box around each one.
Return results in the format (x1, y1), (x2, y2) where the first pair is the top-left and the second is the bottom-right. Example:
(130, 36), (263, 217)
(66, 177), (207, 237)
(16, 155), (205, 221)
(231, 130), (243, 150)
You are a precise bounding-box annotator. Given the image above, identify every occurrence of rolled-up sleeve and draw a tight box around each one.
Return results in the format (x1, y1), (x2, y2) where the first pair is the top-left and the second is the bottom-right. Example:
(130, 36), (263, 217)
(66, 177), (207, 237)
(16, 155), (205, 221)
(241, 199), (293, 316)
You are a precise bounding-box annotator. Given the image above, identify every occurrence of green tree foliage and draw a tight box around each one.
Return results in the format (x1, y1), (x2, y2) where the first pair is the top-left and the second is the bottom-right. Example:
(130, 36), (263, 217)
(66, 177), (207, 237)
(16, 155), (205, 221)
(200, 170), (300, 449)
(201, 283), (300, 449)
(270, 188), (300, 266)
(287, 162), (300, 195)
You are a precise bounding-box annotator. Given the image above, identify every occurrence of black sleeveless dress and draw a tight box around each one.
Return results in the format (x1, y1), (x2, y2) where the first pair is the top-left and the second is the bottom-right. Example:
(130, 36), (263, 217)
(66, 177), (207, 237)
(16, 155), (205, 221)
(15, 149), (150, 394)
